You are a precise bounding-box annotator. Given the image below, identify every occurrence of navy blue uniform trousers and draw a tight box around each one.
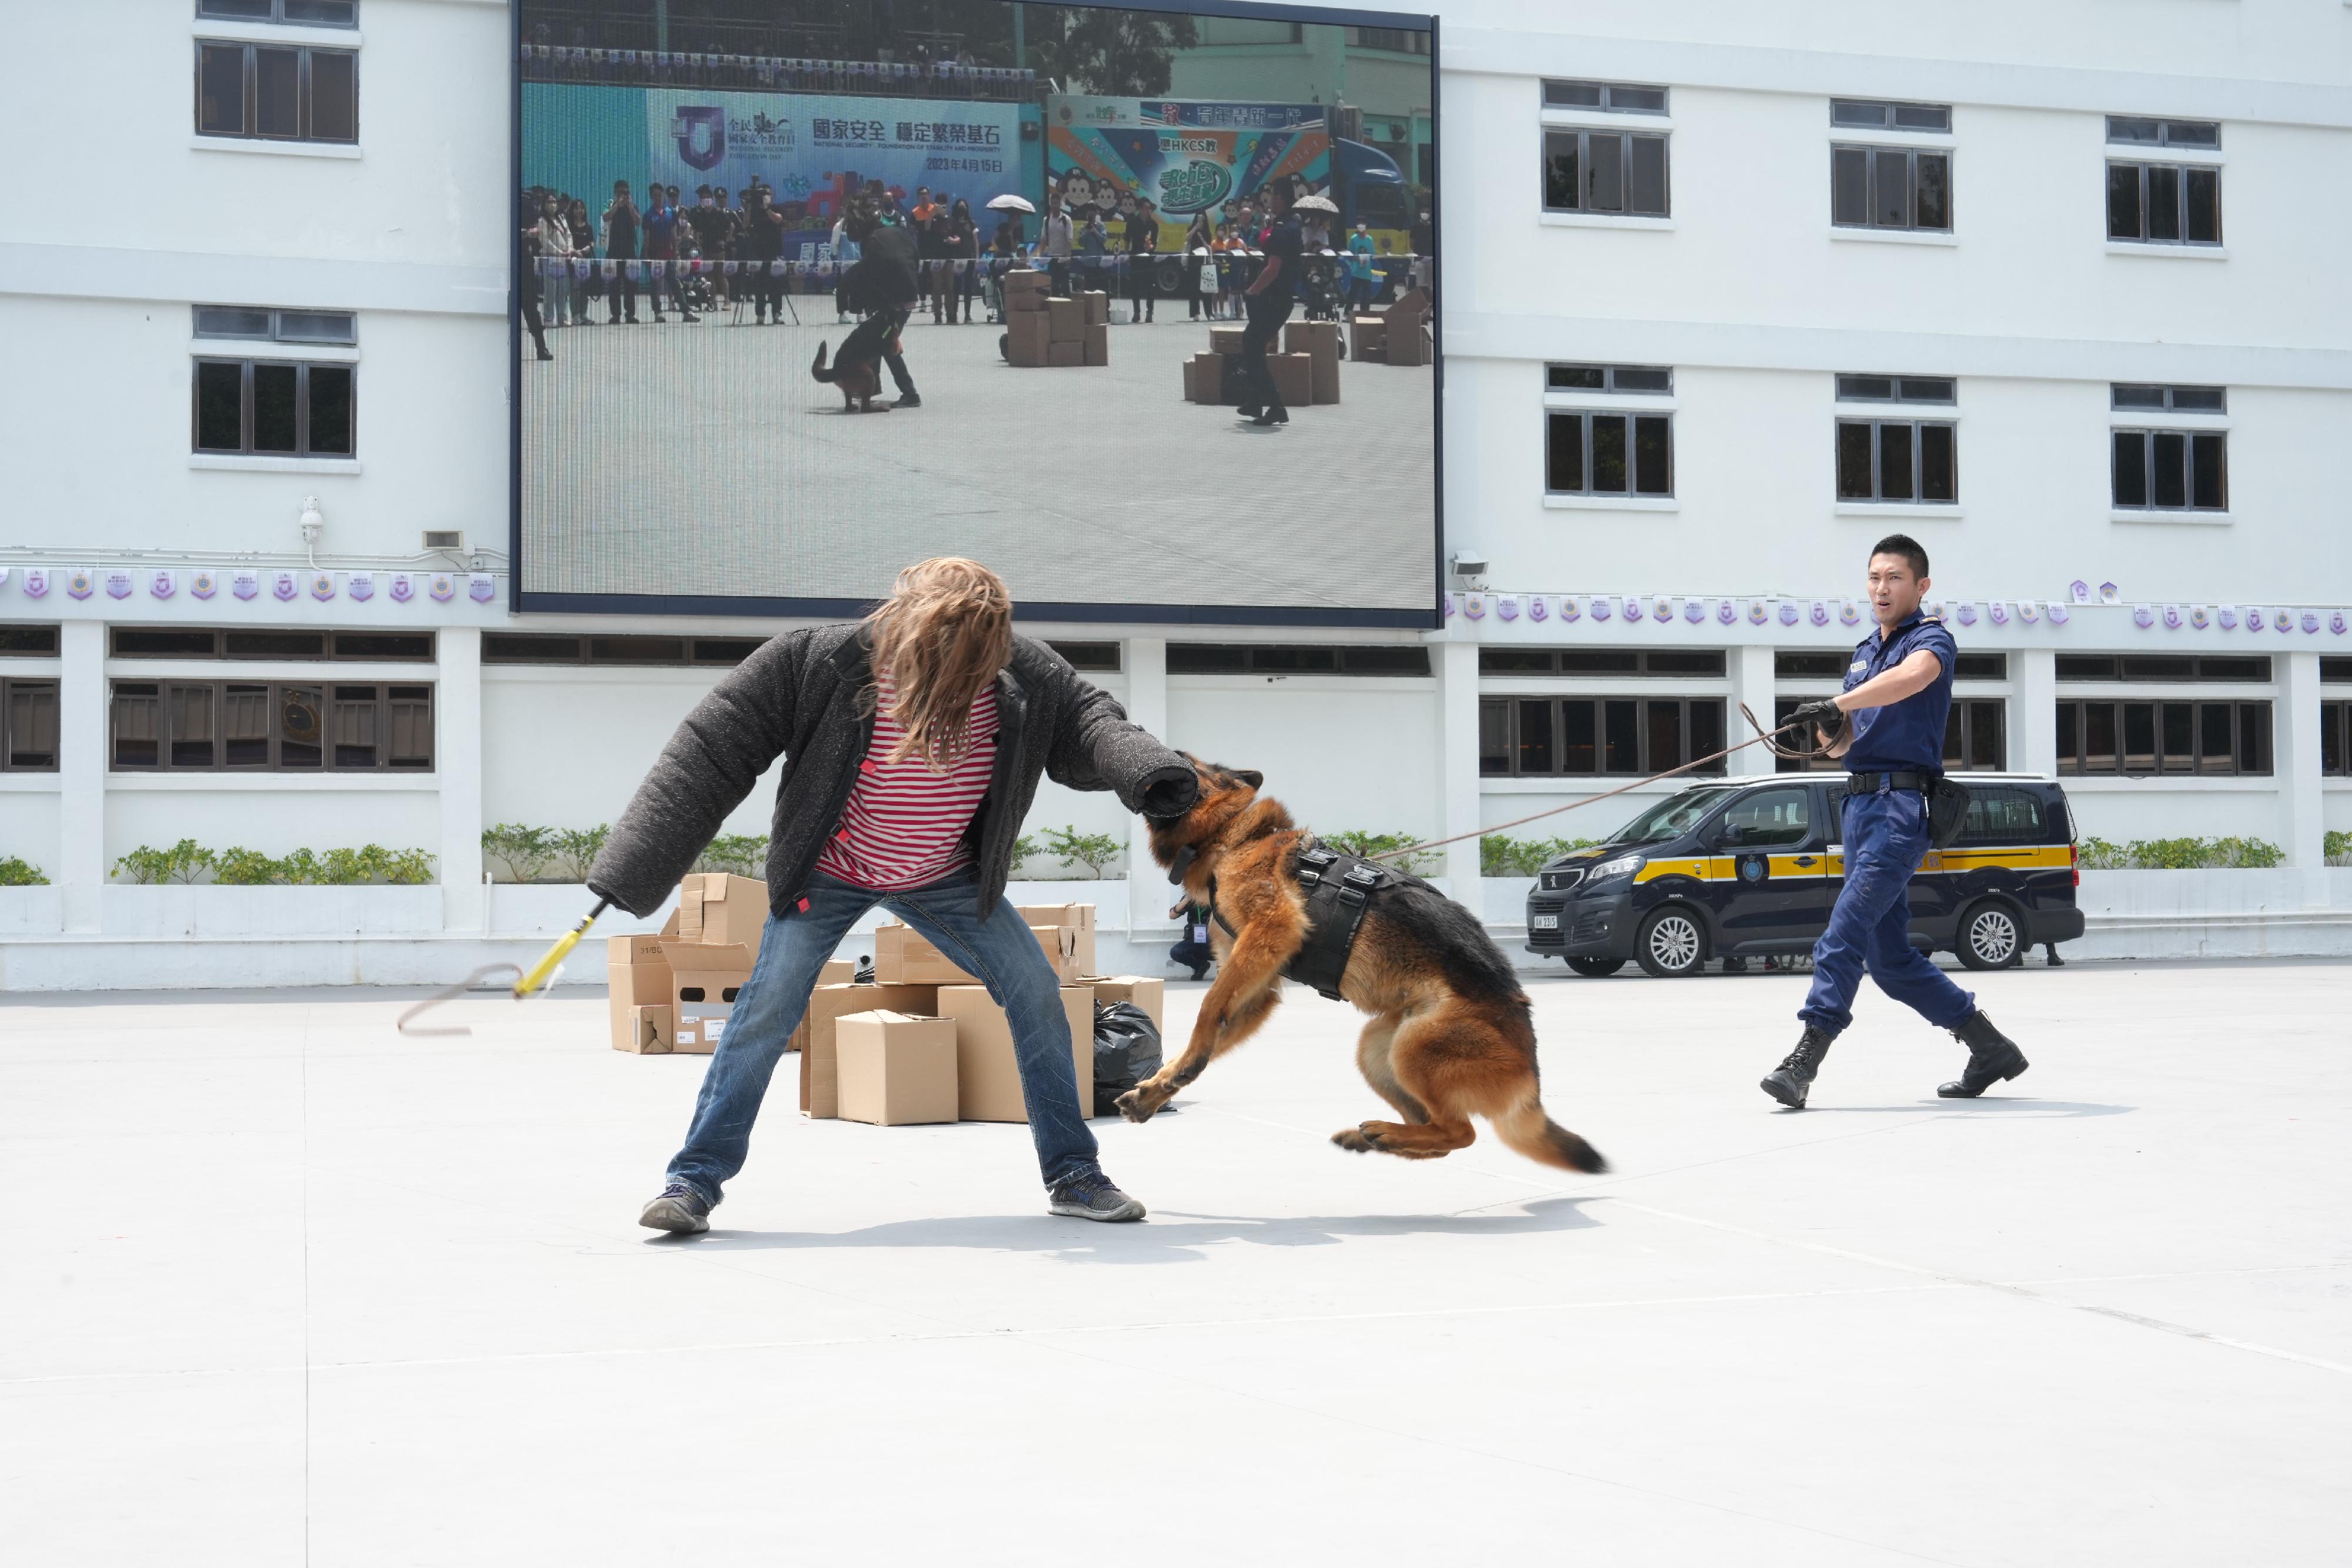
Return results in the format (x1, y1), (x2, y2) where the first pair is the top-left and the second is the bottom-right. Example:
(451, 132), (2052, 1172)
(1799, 784), (1975, 1036)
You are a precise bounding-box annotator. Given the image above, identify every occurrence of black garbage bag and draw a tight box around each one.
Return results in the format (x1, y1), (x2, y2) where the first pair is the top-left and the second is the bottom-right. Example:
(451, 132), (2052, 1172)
(1093, 1000), (1162, 1106)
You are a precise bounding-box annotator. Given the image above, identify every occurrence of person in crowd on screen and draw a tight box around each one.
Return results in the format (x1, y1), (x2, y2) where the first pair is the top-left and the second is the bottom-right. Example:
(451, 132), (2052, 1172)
(944, 198), (981, 323)
(517, 198), (553, 361)
(829, 206), (861, 323)
(848, 198), (923, 407)
(1075, 209), (1108, 295)
(535, 192), (575, 328)
(743, 185), (786, 325)
(1412, 206), (1435, 297)
(642, 185), (697, 324)
(985, 213), (1017, 322)
(1184, 210), (1214, 320)
(602, 179), (641, 324)
(1235, 178), (1301, 427)
(1122, 195), (1159, 324)
(1347, 220), (1378, 313)
(913, 188), (950, 323)
(1037, 195), (1074, 297)
(690, 185), (725, 309)
(565, 197), (601, 322)
(607, 558), (1197, 1236)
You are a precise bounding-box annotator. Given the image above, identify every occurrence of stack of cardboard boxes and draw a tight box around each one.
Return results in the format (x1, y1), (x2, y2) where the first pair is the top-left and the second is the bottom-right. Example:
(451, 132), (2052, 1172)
(609, 873), (835, 1056)
(1004, 269), (1110, 368)
(1182, 320), (1341, 408)
(1349, 287), (1431, 367)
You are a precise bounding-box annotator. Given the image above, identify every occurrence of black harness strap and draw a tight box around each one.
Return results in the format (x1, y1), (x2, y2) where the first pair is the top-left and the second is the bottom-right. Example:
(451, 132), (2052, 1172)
(1283, 844), (1387, 1000)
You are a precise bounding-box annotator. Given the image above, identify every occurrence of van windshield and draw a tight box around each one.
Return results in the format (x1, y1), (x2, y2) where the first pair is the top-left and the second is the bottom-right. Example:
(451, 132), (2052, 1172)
(1605, 785), (1739, 846)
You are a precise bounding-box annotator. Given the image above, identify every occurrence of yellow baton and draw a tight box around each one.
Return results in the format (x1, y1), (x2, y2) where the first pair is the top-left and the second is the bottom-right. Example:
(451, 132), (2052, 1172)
(514, 898), (610, 999)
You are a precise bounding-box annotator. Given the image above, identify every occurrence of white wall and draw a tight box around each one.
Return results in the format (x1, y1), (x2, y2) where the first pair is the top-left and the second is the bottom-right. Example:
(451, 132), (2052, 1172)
(1169, 678), (1441, 835)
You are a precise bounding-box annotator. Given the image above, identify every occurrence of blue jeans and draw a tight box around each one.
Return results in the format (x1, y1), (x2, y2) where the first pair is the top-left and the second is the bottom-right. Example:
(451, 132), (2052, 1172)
(1800, 785), (1976, 1037)
(665, 866), (1099, 1205)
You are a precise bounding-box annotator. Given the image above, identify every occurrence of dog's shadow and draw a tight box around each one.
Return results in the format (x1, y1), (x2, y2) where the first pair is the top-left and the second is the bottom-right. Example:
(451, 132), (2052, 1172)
(655, 1194), (1602, 1266)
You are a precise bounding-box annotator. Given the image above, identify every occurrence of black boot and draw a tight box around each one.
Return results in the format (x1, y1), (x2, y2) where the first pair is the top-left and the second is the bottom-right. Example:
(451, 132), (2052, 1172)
(1939, 1010), (2029, 1098)
(1760, 1026), (1835, 1109)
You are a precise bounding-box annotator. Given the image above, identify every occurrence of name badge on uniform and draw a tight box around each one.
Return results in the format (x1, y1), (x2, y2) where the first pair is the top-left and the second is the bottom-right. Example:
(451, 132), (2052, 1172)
(1849, 659), (1868, 675)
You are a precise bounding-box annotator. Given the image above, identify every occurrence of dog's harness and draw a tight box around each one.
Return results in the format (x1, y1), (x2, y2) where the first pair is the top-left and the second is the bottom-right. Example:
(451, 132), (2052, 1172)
(1170, 838), (1389, 1001)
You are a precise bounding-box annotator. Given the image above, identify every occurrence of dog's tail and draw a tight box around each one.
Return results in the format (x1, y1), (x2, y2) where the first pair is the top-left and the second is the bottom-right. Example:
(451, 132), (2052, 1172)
(1494, 1095), (1608, 1174)
(810, 342), (836, 383)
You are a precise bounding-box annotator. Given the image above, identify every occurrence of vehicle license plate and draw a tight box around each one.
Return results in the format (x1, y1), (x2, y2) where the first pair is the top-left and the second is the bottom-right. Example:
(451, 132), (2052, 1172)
(1531, 914), (1559, 930)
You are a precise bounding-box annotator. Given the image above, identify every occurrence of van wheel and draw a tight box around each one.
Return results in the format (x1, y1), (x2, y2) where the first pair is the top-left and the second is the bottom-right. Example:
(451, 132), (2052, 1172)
(1957, 900), (2023, 971)
(1634, 908), (1706, 978)
(1565, 955), (1626, 978)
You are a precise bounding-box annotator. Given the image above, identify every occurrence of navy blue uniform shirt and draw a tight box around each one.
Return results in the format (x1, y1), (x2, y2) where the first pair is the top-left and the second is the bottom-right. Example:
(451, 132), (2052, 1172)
(1840, 611), (1956, 773)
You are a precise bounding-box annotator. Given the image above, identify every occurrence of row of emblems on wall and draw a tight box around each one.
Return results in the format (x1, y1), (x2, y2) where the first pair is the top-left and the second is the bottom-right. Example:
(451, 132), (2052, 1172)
(0, 569), (497, 604)
(1447, 594), (2350, 636)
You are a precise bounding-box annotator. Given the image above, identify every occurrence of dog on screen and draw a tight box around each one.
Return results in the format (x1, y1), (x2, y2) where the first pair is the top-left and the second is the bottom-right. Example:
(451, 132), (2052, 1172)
(810, 311), (897, 413)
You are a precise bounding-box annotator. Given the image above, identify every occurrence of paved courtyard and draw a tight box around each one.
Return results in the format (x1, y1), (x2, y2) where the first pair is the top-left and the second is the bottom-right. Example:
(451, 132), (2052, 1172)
(4, 959), (2347, 1566)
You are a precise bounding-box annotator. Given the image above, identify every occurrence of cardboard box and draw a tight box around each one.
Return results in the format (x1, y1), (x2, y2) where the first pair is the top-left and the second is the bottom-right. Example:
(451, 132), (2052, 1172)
(1048, 339), (1083, 367)
(658, 938), (753, 1055)
(679, 873), (768, 955)
(1283, 320), (1340, 357)
(797, 981), (943, 1117)
(1309, 353), (1341, 405)
(1082, 322), (1108, 366)
(1185, 352), (1227, 403)
(1351, 315), (1386, 362)
(873, 920), (1087, 987)
(1084, 975), (1166, 1031)
(1003, 268), (1048, 297)
(1046, 296), (1084, 342)
(1007, 288), (1049, 313)
(607, 931), (674, 1049)
(1080, 289), (1110, 325)
(835, 1011), (960, 1126)
(1269, 352), (1312, 409)
(1382, 288), (1432, 366)
(1014, 902), (1098, 976)
(1388, 325), (1431, 367)
(1208, 325), (1247, 356)
(819, 958), (855, 985)
(615, 1003), (674, 1054)
(1007, 311), (1051, 366)
(937, 985), (1097, 1121)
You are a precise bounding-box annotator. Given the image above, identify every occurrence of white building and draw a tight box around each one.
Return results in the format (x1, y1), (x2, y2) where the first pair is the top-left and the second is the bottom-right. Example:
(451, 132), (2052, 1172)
(2, 0), (2348, 986)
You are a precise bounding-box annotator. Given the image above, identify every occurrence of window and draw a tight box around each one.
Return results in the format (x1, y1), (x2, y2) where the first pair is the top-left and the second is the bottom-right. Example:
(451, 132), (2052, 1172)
(1168, 645), (1430, 676)
(1548, 363), (1671, 393)
(1831, 99), (1952, 133)
(482, 634), (764, 666)
(2112, 429), (2225, 511)
(110, 680), (430, 771)
(1837, 421), (1956, 503)
(1482, 649), (1725, 677)
(1047, 642), (1121, 673)
(111, 628), (432, 661)
(2, 679), (60, 771)
(193, 359), (354, 457)
(1478, 698), (1726, 777)
(1543, 127), (1669, 217)
(1832, 144), (1950, 231)
(2055, 700), (2269, 776)
(1345, 26), (1428, 54)
(2322, 658), (2352, 685)
(1943, 698), (2007, 770)
(1716, 788), (1812, 847)
(2105, 122), (2221, 248)
(1544, 81), (1668, 115)
(1547, 410), (1673, 497)
(1956, 787), (2045, 844)
(0, 626), (61, 657)
(195, 40), (358, 142)
(1956, 654), (2007, 681)
(2054, 654), (2267, 682)
(1837, 376), (1954, 404)
(198, 1), (359, 23)
(2323, 703), (2352, 777)
(195, 305), (356, 345)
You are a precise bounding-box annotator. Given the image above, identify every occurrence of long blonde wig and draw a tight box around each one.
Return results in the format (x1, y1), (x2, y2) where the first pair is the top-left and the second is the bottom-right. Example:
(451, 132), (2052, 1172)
(861, 557), (1014, 772)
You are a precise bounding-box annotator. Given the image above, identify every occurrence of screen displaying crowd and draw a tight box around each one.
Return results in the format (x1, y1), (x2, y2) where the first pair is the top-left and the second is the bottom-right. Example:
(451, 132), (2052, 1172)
(516, 0), (1438, 621)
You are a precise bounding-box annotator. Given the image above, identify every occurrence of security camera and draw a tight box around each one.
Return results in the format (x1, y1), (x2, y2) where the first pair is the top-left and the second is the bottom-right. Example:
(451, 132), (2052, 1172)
(1449, 553), (1489, 588)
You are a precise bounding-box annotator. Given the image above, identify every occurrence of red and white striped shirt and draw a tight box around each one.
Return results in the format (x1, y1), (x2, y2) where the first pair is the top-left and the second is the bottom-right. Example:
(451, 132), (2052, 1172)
(814, 672), (999, 892)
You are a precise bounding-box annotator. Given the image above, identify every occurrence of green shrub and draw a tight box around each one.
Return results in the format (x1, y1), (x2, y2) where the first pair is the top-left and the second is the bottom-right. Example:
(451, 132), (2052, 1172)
(2327, 830), (2352, 866)
(481, 823), (557, 882)
(112, 840), (216, 885)
(376, 847), (436, 885)
(696, 834), (768, 877)
(550, 824), (611, 882)
(0, 855), (49, 887)
(1010, 831), (1044, 872)
(1041, 824), (1124, 878)
(213, 847), (281, 885)
(1322, 830), (1443, 877)
(2080, 835), (2284, 870)
(1481, 833), (1601, 877)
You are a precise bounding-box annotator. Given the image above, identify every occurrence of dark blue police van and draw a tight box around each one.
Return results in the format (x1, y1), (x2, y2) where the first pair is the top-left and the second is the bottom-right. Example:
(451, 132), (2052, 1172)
(1524, 774), (2083, 978)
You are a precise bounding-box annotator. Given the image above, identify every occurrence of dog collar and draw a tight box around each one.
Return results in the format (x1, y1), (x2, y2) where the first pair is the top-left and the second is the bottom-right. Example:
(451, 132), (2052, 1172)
(1167, 843), (1197, 885)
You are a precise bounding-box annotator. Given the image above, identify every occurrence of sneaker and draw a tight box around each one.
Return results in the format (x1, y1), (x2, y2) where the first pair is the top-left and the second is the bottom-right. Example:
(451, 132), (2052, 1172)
(895, 391), (922, 409)
(639, 1181), (711, 1234)
(1048, 1171), (1145, 1223)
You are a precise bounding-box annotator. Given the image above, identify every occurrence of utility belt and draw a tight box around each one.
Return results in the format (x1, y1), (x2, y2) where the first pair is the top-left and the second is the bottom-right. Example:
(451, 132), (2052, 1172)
(1843, 771), (1973, 849)
(1284, 842), (1389, 1000)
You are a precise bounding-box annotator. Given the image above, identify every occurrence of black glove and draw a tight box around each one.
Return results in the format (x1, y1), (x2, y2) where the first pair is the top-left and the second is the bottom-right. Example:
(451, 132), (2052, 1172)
(1786, 698), (1844, 730)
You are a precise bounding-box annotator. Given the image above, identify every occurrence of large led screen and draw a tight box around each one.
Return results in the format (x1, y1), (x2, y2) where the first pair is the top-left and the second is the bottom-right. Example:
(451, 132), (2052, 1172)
(514, 1), (1439, 624)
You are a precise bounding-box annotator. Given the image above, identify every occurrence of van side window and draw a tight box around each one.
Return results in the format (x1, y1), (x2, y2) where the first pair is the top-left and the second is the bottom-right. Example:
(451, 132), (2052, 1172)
(1716, 788), (1812, 847)
(1959, 788), (2044, 844)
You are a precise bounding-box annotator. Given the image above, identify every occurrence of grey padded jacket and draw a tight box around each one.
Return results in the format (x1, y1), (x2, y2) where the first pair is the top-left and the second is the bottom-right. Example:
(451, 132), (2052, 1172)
(586, 623), (1197, 922)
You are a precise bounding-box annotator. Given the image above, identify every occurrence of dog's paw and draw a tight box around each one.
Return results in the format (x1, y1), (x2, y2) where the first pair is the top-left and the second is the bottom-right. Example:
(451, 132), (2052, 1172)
(1330, 1125), (1375, 1154)
(1115, 1087), (1161, 1123)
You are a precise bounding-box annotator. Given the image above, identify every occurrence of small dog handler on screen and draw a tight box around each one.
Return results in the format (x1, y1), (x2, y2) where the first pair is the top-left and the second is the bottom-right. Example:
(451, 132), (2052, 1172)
(1761, 534), (2032, 1110)
(586, 558), (1200, 1233)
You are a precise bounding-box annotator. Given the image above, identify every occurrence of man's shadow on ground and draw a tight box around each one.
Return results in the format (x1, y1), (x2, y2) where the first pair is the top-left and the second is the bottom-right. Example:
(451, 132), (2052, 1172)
(1782, 1098), (2135, 1117)
(652, 1194), (1602, 1265)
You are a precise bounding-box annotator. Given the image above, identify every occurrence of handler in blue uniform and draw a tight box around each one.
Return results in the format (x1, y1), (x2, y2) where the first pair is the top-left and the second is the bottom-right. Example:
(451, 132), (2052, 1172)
(1760, 534), (2031, 1109)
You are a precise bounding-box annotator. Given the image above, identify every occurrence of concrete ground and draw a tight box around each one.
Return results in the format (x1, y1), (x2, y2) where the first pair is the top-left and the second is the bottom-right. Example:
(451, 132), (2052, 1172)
(4, 959), (2347, 1566)
(517, 302), (1436, 611)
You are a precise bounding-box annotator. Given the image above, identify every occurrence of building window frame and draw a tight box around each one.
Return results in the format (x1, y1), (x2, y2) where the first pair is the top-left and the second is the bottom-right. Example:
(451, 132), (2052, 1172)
(1167, 644), (1431, 677)
(1542, 80), (1669, 115)
(1835, 417), (1958, 504)
(112, 627), (432, 661)
(2104, 119), (2223, 249)
(1546, 407), (1674, 499)
(1482, 648), (1726, 678)
(2, 678), (62, 773)
(2054, 698), (2270, 777)
(2110, 426), (2226, 513)
(1479, 697), (1726, 778)
(197, 1), (360, 25)
(109, 679), (432, 773)
(194, 38), (359, 143)
(1541, 126), (1671, 218)
(1831, 142), (1952, 232)
(192, 357), (356, 458)
(2323, 701), (2352, 778)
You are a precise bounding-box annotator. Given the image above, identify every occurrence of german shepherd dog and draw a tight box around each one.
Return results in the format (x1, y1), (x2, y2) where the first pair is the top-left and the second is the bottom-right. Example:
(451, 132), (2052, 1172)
(1121, 757), (1608, 1174)
(810, 311), (898, 412)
